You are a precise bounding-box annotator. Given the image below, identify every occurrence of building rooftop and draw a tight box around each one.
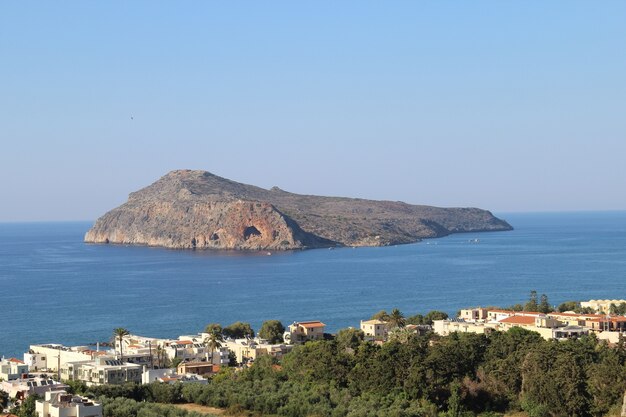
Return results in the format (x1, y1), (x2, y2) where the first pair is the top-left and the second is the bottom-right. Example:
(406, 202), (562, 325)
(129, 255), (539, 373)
(294, 321), (326, 328)
(498, 315), (537, 325)
(361, 319), (387, 325)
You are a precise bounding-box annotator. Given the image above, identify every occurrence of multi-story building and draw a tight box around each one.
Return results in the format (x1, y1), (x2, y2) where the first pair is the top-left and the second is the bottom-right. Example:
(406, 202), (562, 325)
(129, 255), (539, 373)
(285, 321), (326, 344)
(432, 319), (498, 336)
(35, 390), (102, 417)
(61, 356), (142, 386)
(0, 357), (29, 380)
(360, 320), (390, 342)
(459, 308), (489, 322)
(24, 344), (108, 372)
(1, 376), (68, 400)
(223, 338), (292, 364)
(580, 299), (626, 314)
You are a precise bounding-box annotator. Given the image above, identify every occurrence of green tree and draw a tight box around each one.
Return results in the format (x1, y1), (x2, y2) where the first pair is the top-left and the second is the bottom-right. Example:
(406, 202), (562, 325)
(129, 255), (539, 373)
(204, 323), (223, 335)
(222, 321), (255, 339)
(587, 345), (626, 416)
(557, 301), (579, 312)
(610, 302), (626, 315)
(113, 327), (130, 361)
(524, 290), (539, 312)
(370, 310), (389, 321)
(336, 327), (364, 351)
(538, 294), (552, 314)
(388, 308), (406, 329)
(15, 394), (39, 417)
(406, 313), (425, 325)
(204, 326), (224, 363)
(258, 320), (285, 343)
(0, 389), (9, 410)
(424, 310), (449, 325)
(155, 345), (168, 368)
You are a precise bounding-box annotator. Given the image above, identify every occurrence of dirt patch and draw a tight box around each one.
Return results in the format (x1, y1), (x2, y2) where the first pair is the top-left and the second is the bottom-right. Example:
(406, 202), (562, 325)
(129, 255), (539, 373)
(172, 403), (225, 416)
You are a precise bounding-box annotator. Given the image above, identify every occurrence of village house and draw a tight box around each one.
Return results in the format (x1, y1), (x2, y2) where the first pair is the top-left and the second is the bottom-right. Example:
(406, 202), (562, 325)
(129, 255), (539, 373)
(223, 338), (292, 364)
(360, 319), (390, 342)
(35, 390), (102, 417)
(459, 308), (489, 322)
(0, 357), (29, 381)
(176, 361), (220, 377)
(285, 321), (326, 344)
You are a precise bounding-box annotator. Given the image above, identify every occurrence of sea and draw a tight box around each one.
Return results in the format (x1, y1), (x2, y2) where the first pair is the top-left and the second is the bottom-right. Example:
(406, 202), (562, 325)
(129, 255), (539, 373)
(1, 212), (626, 358)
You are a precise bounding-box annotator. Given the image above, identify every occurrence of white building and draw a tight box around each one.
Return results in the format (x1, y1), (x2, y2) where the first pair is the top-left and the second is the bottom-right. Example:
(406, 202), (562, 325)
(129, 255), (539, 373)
(0, 357), (29, 380)
(61, 356), (142, 386)
(1, 376), (68, 399)
(25, 345), (108, 372)
(36, 390), (102, 417)
(141, 368), (207, 385)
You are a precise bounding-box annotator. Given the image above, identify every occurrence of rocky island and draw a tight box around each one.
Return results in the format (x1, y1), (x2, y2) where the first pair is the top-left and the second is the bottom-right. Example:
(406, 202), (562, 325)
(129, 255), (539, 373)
(85, 170), (512, 250)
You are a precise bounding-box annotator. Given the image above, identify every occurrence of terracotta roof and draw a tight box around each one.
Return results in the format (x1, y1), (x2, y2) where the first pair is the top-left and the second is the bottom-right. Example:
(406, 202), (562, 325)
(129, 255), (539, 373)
(549, 312), (603, 319)
(499, 316), (537, 325)
(8, 358), (25, 364)
(176, 340), (194, 345)
(296, 321), (326, 328)
(588, 316), (626, 322)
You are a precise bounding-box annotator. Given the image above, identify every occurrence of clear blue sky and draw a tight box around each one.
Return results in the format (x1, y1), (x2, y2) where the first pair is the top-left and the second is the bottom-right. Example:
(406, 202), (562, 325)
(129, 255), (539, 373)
(1, 2), (625, 221)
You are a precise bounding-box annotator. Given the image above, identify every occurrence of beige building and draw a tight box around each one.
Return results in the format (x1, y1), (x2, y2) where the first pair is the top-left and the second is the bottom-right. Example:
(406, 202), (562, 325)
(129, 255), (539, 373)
(433, 319), (498, 336)
(223, 338), (292, 364)
(486, 310), (541, 323)
(360, 319), (390, 341)
(285, 321), (326, 344)
(497, 315), (564, 340)
(459, 308), (488, 322)
(547, 312), (603, 326)
(36, 390), (102, 417)
(581, 299), (626, 314)
(177, 362), (219, 377)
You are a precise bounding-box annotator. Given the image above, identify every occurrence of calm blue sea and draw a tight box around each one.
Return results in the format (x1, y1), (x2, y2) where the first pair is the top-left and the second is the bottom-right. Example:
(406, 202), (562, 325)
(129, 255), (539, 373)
(1, 212), (626, 358)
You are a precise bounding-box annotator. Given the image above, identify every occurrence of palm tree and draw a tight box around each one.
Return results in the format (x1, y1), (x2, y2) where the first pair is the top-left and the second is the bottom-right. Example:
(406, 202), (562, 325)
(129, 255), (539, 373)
(113, 328), (130, 361)
(204, 328), (224, 364)
(155, 345), (165, 368)
(387, 308), (406, 329)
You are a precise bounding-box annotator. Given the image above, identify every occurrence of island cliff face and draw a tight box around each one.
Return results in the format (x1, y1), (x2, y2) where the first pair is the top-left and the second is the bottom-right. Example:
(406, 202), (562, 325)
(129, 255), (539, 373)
(85, 170), (512, 250)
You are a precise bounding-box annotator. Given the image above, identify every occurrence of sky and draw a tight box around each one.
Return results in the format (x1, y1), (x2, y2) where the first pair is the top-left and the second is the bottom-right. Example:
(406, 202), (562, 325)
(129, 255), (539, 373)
(1, 2), (625, 221)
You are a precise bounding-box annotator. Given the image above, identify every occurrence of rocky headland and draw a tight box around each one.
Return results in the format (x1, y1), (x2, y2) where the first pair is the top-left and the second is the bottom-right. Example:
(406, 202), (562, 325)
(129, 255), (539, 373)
(85, 170), (512, 250)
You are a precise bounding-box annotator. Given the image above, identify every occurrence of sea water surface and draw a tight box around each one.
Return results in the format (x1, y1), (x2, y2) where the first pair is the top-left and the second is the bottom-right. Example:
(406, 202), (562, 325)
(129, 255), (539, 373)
(1, 212), (626, 357)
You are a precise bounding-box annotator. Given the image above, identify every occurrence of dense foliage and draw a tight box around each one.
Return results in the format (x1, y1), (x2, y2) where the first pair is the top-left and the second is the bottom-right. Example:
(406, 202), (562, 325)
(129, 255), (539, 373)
(56, 328), (626, 417)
